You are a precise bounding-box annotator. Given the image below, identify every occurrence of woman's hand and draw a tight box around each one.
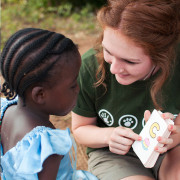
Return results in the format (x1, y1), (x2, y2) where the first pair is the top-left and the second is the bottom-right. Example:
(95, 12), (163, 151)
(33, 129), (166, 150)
(144, 110), (180, 154)
(108, 126), (142, 155)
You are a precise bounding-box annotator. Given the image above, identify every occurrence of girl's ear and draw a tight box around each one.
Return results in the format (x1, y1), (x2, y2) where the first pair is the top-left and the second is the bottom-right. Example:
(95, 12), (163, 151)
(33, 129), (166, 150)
(31, 86), (46, 104)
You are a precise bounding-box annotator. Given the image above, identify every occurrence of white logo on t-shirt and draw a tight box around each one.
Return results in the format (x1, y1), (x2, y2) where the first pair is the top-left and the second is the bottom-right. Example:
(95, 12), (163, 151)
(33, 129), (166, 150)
(118, 115), (138, 129)
(142, 118), (146, 127)
(98, 109), (114, 126)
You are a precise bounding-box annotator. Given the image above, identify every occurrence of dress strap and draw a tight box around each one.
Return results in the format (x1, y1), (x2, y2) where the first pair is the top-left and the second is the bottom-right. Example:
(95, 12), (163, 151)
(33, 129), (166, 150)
(0, 145), (3, 176)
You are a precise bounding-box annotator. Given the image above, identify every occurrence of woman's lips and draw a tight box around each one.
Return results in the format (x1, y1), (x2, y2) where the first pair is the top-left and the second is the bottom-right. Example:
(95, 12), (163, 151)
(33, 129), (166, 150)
(117, 73), (129, 78)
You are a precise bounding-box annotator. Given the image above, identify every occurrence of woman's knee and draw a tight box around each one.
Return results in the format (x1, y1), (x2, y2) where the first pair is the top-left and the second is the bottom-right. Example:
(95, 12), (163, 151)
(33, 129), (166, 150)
(159, 146), (180, 180)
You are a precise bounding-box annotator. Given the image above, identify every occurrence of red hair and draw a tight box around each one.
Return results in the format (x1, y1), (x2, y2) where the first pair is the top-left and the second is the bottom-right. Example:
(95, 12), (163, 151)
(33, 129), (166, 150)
(95, 0), (180, 109)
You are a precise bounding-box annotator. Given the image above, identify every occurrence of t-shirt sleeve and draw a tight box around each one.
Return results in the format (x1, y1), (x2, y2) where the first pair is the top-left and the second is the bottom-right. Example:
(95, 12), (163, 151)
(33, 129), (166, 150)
(174, 44), (180, 110)
(73, 49), (98, 117)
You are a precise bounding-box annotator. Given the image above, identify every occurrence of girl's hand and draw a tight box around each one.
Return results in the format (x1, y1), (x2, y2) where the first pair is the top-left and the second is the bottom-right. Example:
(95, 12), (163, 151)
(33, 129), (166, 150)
(108, 126), (142, 155)
(144, 110), (179, 154)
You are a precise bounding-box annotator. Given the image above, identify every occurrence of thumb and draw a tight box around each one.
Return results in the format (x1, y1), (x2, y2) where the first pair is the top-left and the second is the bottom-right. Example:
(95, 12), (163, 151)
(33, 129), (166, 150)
(144, 110), (151, 123)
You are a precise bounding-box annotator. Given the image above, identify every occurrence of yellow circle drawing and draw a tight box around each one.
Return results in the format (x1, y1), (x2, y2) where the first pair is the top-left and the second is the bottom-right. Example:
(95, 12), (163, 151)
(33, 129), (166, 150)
(149, 122), (160, 138)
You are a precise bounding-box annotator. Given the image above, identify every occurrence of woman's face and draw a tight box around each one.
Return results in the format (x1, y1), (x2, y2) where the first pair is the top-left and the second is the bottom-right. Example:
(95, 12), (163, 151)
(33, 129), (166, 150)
(102, 28), (154, 85)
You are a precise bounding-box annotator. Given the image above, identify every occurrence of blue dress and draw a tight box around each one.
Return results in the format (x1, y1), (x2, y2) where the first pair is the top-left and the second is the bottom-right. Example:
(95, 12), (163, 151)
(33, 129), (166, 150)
(0, 98), (98, 180)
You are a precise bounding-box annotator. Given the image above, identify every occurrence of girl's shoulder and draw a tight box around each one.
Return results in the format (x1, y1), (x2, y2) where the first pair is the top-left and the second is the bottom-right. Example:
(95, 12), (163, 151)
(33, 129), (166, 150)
(1, 126), (72, 177)
(1, 97), (18, 120)
(2, 126), (72, 156)
(1, 97), (55, 151)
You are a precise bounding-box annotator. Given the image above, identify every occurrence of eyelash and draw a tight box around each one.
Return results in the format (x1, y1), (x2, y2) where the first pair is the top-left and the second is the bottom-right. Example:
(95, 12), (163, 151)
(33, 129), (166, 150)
(103, 48), (138, 65)
(71, 83), (77, 89)
(104, 49), (137, 65)
(123, 60), (136, 64)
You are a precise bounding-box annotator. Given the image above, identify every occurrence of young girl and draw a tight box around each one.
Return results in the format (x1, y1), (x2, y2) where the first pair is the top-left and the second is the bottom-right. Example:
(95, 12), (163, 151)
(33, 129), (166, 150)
(72, 0), (180, 179)
(0, 28), (98, 180)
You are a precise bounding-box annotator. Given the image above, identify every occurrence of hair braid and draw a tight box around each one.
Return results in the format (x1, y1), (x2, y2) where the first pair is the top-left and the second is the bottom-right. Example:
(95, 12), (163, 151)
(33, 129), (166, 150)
(50, 38), (74, 54)
(14, 33), (64, 91)
(18, 59), (58, 103)
(1, 28), (78, 103)
(1, 28), (37, 77)
(3, 30), (48, 82)
(1, 30), (52, 100)
(17, 36), (74, 100)
(1, 82), (15, 100)
(10, 32), (54, 91)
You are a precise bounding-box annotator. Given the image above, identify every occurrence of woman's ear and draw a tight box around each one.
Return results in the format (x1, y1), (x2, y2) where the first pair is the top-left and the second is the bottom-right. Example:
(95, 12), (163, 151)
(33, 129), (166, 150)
(31, 86), (46, 104)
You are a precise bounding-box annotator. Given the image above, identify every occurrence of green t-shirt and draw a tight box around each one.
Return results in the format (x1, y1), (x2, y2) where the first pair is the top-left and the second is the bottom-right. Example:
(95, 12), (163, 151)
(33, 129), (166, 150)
(73, 48), (180, 154)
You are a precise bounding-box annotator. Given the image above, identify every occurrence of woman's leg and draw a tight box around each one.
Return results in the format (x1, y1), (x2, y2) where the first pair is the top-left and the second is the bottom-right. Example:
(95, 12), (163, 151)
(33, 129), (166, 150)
(122, 175), (154, 180)
(88, 149), (154, 180)
(159, 145), (180, 180)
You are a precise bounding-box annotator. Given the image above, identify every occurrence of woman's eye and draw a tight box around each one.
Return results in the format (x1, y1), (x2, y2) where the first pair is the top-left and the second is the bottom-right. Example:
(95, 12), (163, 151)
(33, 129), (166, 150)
(103, 48), (110, 54)
(125, 60), (136, 64)
(122, 59), (137, 64)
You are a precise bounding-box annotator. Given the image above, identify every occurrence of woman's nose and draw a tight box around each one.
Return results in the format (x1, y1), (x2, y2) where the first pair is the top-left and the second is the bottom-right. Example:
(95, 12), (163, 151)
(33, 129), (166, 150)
(110, 59), (124, 74)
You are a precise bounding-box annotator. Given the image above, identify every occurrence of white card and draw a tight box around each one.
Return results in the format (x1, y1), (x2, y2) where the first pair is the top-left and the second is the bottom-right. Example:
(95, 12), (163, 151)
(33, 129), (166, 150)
(132, 109), (174, 168)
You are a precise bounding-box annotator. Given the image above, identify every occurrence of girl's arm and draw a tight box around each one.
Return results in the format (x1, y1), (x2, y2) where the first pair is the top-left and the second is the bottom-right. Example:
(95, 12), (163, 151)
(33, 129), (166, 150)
(72, 112), (141, 155)
(38, 154), (63, 180)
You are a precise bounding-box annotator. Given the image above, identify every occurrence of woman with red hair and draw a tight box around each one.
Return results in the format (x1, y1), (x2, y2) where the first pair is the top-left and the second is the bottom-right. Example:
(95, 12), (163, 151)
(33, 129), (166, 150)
(72, 0), (180, 179)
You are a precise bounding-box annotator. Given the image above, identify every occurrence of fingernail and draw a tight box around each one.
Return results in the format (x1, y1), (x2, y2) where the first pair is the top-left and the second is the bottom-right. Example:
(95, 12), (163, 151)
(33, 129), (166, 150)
(138, 136), (142, 141)
(170, 125), (173, 130)
(155, 146), (158, 151)
(157, 136), (162, 141)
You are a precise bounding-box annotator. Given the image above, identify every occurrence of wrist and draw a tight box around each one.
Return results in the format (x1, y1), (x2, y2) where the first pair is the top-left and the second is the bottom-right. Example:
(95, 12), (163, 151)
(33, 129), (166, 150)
(103, 127), (115, 146)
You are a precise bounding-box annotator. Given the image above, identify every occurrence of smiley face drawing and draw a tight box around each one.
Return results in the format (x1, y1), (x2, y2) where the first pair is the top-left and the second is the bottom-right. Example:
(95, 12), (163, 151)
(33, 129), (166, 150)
(149, 122), (160, 138)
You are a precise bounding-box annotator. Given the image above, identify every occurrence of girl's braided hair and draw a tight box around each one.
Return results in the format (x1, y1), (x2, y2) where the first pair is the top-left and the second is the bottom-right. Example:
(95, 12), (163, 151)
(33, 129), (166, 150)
(1, 28), (78, 103)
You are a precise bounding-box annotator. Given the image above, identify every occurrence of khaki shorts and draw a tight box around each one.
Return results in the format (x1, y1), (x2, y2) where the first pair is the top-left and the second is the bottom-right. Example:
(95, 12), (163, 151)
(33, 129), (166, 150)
(88, 148), (165, 180)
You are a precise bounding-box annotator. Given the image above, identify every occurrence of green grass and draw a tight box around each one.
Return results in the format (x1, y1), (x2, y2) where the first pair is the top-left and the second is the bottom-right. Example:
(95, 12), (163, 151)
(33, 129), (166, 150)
(1, 2), (97, 50)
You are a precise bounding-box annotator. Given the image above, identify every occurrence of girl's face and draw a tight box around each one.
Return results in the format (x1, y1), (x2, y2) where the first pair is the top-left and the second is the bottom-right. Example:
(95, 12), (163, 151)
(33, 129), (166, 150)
(102, 28), (154, 85)
(45, 53), (81, 116)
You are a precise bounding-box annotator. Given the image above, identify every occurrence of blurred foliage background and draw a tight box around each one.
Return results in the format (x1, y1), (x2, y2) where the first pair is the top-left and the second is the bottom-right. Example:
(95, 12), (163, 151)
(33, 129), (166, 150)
(1, 0), (106, 49)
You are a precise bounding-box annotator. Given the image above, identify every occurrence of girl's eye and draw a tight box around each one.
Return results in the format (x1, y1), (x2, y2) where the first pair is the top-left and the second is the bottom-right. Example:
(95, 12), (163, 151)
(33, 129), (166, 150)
(71, 83), (77, 89)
